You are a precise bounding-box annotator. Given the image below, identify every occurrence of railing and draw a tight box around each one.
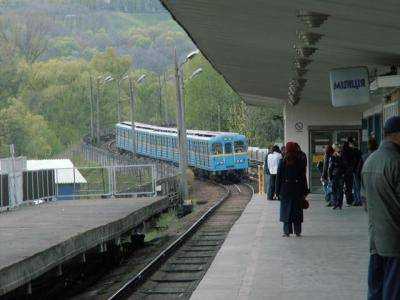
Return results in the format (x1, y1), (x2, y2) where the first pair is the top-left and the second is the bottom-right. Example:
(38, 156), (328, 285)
(58, 143), (178, 181)
(0, 164), (158, 212)
(53, 164), (156, 200)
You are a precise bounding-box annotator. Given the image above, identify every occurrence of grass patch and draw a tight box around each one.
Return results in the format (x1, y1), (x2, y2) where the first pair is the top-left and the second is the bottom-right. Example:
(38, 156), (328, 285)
(144, 210), (178, 242)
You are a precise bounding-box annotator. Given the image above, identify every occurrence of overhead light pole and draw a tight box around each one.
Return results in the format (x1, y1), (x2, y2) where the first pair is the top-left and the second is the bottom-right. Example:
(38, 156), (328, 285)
(123, 74), (146, 157)
(95, 75), (113, 144)
(88, 75), (95, 142)
(116, 78), (121, 123)
(174, 48), (202, 205)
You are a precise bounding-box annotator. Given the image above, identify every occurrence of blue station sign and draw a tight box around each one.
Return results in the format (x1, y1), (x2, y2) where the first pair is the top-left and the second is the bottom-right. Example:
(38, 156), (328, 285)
(329, 67), (370, 107)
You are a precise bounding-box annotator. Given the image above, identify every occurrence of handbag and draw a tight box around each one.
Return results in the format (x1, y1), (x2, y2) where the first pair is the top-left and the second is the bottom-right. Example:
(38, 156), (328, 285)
(301, 197), (310, 210)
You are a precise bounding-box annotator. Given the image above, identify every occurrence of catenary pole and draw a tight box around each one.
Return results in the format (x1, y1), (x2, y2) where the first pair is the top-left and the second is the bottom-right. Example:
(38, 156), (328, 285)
(128, 77), (136, 157)
(174, 48), (189, 203)
(89, 75), (94, 142)
(116, 79), (121, 123)
(96, 79), (100, 144)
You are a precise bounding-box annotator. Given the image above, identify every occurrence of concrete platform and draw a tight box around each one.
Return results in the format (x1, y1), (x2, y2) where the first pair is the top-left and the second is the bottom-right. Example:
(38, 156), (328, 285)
(0, 196), (172, 295)
(191, 194), (369, 300)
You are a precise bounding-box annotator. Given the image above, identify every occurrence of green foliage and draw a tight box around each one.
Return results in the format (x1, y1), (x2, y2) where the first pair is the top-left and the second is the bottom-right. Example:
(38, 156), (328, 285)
(0, 100), (61, 157)
(50, 37), (80, 58)
(91, 48), (132, 78)
(0, 0), (283, 159)
(184, 56), (283, 146)
(19, 58), (97, 153)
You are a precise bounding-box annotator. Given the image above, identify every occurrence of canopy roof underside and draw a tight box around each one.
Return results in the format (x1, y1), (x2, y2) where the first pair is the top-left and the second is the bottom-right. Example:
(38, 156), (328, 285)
(161, 0), (400, 106)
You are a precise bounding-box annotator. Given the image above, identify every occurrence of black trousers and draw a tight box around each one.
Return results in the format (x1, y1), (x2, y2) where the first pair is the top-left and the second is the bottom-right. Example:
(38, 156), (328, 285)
(344, 172), (354, 205)
(368, 254), (400, 300)
(268, 174), (277, 199)
(332, 177), (344, 208)
(283, 222), (301, 235)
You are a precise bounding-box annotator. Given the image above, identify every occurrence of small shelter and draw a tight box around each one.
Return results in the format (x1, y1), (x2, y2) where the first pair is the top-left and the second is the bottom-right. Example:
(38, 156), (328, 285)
(27, 159), (87, 200)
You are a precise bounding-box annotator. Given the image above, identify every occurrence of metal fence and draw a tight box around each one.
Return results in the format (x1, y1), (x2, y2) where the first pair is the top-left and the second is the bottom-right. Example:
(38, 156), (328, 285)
(58, 143), (178, 181)
(55, 164), (156, 200)
(0, 174), (10, 209)
(0, 164), (157, 211)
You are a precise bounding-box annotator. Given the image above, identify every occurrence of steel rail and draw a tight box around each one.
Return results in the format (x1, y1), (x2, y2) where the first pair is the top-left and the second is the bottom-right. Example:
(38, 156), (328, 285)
(107, 183), (253, 300)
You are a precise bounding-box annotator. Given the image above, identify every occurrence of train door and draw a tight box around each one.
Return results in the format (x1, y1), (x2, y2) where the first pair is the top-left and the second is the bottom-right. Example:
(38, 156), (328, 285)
(224, 142), (234, 168)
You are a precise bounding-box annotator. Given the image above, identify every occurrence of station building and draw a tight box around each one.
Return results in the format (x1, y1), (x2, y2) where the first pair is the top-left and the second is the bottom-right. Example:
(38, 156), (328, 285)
(161, 0), (400, 192)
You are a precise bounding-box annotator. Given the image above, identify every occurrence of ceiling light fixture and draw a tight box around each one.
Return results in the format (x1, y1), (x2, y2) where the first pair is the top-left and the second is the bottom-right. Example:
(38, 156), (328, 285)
(297, 10), (330, 28)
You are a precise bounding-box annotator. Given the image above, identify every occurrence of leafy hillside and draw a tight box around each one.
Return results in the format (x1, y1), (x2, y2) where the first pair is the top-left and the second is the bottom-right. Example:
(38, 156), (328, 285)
(0, 0), (283, 158)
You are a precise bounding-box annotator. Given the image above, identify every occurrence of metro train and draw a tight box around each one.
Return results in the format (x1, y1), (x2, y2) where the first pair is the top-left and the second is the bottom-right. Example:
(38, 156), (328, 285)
(247, 146), (268, 163)
(116, 122), (249, 179)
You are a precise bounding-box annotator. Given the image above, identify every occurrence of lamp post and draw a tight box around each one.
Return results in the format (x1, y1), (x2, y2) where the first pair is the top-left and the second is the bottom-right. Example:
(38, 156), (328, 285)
(123, 74), (146, 157)
(95, 75), (113, 144)
(88, 75), (95, 142)
(174, 48), (202, 205)
(116, 79), (121, 123)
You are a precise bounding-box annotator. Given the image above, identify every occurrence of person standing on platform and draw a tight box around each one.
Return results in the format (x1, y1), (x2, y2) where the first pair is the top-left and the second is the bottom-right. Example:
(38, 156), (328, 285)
(341, 141), (355, 206)
(264, 146), (272, 197)
(358, 137), (378, 209)
(348, 137), (363, 206)
(267, 145), (282, 200)
(361, 116), (400, 300)
(321, 145), (334, 206)
(328, 144), (346, 210)
(280, 145), (286, 156)
(294, 143), (309, 196)
(276, 142), (307, 237)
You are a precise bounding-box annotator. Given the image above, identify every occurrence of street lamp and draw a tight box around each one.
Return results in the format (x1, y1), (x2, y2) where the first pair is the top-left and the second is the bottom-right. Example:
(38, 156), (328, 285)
(122, 74), (146, 157)
(87, 74), (95, 143)
(95, 75), (113, 144)
(106, 75), (124, 123)
(174, 48), (202, 206)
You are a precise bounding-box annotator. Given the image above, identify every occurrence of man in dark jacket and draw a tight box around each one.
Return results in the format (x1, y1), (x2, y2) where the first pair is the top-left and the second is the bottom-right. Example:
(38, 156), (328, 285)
(361, 116), (400, 299)
(348, 137), (363, 206)
(341, 141), (355, 205)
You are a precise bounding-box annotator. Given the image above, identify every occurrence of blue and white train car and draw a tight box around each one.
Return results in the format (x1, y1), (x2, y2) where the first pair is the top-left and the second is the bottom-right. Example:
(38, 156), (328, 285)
(116, 122), (248, 178)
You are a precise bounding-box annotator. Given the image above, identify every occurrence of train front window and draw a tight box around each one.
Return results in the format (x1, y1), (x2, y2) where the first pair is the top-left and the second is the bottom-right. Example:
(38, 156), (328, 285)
(224, 142), (232, 154)
(212, 143), (223, 155)
(234, 141), (245, 153)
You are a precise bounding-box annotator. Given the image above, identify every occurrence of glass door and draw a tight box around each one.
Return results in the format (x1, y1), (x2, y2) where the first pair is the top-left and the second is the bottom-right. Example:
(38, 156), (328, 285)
(310, 131), (333, 193)
(309, 128), (360, 193)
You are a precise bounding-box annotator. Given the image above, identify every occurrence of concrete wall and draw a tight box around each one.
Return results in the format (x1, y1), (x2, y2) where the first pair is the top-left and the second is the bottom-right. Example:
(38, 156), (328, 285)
(284, 102), (362, 160)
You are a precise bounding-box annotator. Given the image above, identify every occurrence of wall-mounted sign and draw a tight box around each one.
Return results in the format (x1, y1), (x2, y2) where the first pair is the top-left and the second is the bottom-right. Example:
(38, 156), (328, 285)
(329, 66), (370, 107)
(295, 121), (304, 132)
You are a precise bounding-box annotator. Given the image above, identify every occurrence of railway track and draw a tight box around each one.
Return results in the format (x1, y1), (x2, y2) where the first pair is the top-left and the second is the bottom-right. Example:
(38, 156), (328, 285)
(108, 183), (253, 300)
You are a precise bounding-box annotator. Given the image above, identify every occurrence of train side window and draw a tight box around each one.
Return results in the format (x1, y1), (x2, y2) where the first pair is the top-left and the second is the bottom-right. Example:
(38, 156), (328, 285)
(225, 142), (233, 154)
(212, 143), (222, 155)
(234, 141), (245, 153)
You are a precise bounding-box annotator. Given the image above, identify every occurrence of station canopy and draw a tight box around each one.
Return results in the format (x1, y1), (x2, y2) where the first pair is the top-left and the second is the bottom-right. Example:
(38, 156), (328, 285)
(161, 0), (400, 106)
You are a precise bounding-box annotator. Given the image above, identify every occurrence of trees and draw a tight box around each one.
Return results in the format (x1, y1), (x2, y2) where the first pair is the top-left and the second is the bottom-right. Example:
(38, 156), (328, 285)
(183, 56), (283, 147)
(0, 12), (53, 63)
(0, 1), (283, 159)
(0, 100), (61, 157)
(20, 58), (92, 147)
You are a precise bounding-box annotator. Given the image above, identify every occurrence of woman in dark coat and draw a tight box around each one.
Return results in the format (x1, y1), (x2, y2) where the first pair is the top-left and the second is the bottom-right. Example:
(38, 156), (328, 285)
(276, 142), (308, 237)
